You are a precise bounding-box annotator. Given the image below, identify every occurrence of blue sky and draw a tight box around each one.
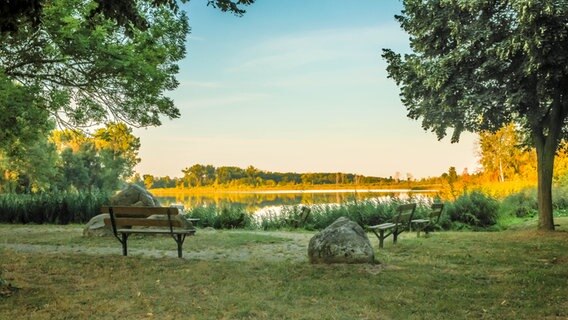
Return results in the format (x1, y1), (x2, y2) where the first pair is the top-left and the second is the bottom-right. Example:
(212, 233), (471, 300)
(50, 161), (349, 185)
(133, 0), (478, 179)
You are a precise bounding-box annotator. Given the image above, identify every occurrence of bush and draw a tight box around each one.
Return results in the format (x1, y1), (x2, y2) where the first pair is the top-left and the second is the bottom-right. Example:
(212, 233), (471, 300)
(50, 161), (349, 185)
(500, 189), (537, 218)
(279, 198), (432, 231)
(446, 191), (499, 229)
(187, 205), (254, 229)
(217, 205), (252, 229)
(552, 185), (568, 210)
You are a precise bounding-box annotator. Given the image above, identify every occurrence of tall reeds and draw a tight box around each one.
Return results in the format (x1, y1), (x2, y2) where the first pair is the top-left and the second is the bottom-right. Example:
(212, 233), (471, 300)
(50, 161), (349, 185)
(0, 191), (110, 224)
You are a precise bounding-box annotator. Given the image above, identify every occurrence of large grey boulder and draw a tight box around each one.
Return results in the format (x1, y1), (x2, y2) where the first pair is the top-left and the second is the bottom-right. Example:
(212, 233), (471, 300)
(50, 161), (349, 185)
(110, 184), (160, 206)
(83, 214), (113, 237)
(308, 217), (375, 264)
(147, 213), (195, 229)
(83, 184), (160, 237)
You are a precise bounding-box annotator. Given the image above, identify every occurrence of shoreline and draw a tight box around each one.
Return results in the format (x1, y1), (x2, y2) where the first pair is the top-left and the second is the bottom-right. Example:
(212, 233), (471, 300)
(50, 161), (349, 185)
(222, 189), (439, 194)
(151, 188), (439, 195)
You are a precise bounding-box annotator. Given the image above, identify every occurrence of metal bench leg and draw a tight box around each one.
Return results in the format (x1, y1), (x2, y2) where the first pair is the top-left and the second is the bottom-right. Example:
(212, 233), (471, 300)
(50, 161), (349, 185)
(173, 234), (187, 258)
(121, 233), (129, 256)
(378, 230), (385, 249)
(393, 231), (398, 244)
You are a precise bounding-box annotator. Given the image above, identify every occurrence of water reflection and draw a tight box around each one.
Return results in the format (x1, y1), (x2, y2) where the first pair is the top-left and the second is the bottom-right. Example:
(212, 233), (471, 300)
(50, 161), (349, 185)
(155, 189), (435, 214)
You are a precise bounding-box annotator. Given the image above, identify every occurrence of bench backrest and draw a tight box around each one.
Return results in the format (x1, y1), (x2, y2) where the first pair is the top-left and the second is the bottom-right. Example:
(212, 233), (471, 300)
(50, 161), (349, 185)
(101, 206), (183, 230)
(392, 203), (416, 230)
(429, 203), (444, 223)
(299, 206), (311, 223)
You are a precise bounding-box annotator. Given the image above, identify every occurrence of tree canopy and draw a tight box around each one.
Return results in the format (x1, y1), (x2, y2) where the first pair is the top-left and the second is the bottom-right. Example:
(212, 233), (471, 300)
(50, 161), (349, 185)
(1, 0), (188, 129)
(0, 123), (140, 193)
(0, 0), (255, 154)
(0, 0), (254, 33)
(383, 0), (568, 230)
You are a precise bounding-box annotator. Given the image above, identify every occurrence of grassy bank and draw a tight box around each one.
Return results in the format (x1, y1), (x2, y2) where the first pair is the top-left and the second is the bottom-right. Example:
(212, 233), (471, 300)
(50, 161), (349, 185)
(1, 219), (567, 319)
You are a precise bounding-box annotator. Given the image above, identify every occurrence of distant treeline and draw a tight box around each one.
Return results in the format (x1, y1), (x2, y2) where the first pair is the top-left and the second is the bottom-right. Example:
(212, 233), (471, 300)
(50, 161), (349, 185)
(136, 164), (443, 189)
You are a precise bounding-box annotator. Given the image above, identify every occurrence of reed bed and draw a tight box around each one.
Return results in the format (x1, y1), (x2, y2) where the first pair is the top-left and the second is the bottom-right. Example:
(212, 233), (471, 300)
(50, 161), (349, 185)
(0, 191), (109, 224)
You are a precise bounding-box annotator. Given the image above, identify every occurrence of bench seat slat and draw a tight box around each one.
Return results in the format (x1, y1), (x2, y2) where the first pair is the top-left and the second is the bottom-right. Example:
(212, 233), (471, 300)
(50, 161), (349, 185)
(411, 219), (430, 223)
(368, 222), (396, 230)
(104, 218), (183, 228)
(117, 228), (196, 235)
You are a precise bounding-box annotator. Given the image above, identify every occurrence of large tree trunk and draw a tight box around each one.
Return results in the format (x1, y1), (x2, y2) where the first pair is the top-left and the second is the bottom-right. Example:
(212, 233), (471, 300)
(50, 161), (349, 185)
(532, 95), (565, 231)
(535, 141), (556, 231)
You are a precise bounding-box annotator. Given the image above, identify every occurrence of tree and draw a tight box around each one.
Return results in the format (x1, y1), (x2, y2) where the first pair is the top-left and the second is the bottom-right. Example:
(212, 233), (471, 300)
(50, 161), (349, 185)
(383, 0), (568, 230)
(0, 75), (53, 157)
(441, 166), (459, 200)
(1, 0), (188, 129)
(143, 174), (155, 189)
(50, 123), (141, 192)
(1, 1), (254, 33)
(182, 164), (207, 187)
(478, 124), (532, 182)
(0, 135), (59, 193)
(93, 122), (141, 179)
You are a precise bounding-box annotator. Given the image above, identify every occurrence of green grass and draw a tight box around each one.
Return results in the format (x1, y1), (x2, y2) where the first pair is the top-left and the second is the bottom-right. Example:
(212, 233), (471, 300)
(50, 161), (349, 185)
(1, 219), (567, 319)
(0, 224), (292, 252)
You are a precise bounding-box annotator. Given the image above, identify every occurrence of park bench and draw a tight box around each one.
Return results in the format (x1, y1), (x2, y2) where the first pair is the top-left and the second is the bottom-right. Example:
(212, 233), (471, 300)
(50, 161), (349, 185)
(285, 206), (311, 228)
(411, 203), (444, 237)
(102, 206), (197, 258)
(367, 203), (416, 248)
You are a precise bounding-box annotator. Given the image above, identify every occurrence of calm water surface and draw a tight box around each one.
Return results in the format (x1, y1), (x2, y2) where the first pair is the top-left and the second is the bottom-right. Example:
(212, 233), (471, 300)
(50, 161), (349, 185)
(155, 189), (436, 215)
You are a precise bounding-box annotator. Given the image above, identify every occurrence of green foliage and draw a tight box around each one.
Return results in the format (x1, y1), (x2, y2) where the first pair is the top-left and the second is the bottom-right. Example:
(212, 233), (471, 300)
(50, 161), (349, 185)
(52, 124), (141, 192)
(256, 198), (434, 231)
(500, 189), (538, 218)
(157, 163), (406, 189)
(0, 123), (140, 194)
(0, 75), (53, 158)
(0, 191), (109, 224)
(188, 205), (253, 229)
(479, 125), (536, 183)
(445, 191), (499, 229)
(1, 0), (189, 128)
(216, 206), (252, 229)
(1, 0), (254, 34)
(383, 0), (568, 230)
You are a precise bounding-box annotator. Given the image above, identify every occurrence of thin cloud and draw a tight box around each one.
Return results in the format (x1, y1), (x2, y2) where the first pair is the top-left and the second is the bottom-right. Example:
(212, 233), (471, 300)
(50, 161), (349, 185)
(181, 93), (271, 110)
(230, 24), (408, 72)
(179, 80), (223, 89)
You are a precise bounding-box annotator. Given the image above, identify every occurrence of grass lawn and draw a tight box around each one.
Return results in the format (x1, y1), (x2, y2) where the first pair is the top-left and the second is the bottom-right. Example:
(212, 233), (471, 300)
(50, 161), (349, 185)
(1, 218), (567, 319)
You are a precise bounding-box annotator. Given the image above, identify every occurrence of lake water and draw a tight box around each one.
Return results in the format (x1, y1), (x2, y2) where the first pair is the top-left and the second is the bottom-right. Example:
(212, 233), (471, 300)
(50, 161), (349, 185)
(155, 189), (436, 215)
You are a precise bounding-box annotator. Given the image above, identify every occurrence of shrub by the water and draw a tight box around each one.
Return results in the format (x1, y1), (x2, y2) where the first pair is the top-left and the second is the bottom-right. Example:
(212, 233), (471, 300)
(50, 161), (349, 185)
(445, 191), (499, 229)
(257, 197), (433, 231)
(187, 204), (254, 229)
(0, 191), (109, 224)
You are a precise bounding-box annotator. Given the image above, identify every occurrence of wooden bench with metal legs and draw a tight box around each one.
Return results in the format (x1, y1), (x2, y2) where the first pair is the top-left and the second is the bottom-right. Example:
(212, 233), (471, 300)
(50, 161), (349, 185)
(367, 203), (417, 248)
(102, 206), (196, 258)
(285, 206), (311, 228)
(411, 203), (444, 237)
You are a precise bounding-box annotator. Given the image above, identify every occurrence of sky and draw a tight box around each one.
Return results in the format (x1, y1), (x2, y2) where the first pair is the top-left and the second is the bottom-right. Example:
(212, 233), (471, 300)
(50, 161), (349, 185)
(133, 0), (479, 179)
